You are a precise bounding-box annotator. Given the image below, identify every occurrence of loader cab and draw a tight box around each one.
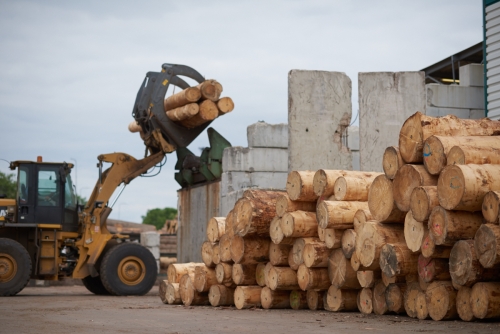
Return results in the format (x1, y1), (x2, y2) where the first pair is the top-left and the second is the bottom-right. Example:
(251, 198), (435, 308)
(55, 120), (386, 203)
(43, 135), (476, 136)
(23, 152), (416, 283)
(11, 159), (79, 232)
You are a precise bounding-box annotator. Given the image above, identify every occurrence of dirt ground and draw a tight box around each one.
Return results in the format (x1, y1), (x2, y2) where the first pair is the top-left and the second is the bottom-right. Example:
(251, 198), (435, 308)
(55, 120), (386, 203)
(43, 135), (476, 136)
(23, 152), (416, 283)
(1, 285), (499, 334)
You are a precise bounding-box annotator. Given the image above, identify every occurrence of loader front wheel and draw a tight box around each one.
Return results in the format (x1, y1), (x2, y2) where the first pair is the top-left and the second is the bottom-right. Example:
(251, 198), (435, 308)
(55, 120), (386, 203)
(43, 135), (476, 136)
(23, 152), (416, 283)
(81, 275), (110, 295)
(100, 243), (157, 296)
(0, 238), (32, 296)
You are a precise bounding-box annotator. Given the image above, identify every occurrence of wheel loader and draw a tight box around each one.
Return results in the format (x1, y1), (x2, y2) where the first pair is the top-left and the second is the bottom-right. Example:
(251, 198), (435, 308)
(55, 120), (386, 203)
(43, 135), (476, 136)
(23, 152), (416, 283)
(0, 64), (231, 296)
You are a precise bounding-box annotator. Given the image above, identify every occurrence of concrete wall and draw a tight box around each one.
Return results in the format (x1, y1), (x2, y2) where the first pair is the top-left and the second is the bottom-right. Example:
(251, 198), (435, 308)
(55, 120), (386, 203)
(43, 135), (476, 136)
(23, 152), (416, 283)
(177, 181), (220, 263)
(288, 70), (352, 172)
(359, 72), (426, 172)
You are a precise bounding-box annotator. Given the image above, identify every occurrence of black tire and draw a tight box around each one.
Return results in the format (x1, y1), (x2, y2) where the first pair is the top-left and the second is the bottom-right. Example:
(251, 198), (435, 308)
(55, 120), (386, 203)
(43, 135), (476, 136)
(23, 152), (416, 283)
(100, 243), (157, 296)
(81, 275), (110, 295)
(0, 238), (32, 296)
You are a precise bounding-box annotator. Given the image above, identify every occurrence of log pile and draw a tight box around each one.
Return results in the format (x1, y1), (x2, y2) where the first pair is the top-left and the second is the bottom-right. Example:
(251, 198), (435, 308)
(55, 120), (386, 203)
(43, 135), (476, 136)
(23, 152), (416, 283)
(161, 112), (500, 321)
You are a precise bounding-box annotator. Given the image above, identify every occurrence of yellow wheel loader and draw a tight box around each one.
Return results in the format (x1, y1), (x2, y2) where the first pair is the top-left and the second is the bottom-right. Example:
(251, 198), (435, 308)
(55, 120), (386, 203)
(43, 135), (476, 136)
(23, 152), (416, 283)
(0, 64), (227, 296)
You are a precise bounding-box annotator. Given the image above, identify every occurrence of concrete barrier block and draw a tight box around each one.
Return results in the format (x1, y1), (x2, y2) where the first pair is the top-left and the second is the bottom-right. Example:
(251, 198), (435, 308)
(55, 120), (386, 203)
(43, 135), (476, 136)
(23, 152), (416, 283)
(221, 171), (287, 196)
(427, 84), (484, 109)
(470, 109), (486, 119)
(460, 64), (484, 87)
(247, 122), (288, 148)
(219, 189), (247, 217)
(426, 106), (472, 119)
(140, 231), (160, 247)
(222, 147), (288, 172)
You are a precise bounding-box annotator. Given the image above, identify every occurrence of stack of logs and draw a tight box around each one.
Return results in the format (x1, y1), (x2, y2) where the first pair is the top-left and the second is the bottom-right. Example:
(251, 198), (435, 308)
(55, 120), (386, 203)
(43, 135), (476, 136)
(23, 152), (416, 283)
(159, 111), (500, 321)
(129, 79), (234, 133)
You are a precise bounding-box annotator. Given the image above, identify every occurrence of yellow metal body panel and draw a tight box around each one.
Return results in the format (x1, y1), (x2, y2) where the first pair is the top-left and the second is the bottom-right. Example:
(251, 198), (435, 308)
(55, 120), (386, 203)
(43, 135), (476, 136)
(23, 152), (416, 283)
(37, 224), (62, 229)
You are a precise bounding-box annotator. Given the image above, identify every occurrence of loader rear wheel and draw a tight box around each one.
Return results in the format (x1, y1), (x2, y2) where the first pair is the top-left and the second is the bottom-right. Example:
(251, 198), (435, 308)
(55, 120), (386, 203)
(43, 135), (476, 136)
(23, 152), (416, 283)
(100, 243), (157, 296)
(82, 275), (110, 295)
(0, 238), (32, 296)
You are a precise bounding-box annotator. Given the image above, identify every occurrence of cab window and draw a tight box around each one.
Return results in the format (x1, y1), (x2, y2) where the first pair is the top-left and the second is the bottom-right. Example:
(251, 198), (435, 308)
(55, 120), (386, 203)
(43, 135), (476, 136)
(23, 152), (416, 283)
(18, 166), (29, 204)
(64, 173), (76, 209)
(38, 169), (60, 207)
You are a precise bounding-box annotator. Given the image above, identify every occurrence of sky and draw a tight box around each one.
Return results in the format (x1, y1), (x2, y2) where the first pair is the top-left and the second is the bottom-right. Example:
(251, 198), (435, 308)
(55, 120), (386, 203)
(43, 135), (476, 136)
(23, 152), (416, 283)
(0, 0), (483, 224)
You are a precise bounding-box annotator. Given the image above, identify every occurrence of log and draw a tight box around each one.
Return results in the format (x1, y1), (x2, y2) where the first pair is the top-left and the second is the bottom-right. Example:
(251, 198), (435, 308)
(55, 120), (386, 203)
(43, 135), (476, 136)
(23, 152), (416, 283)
(201, 241), (215, 268)
(317, 200), (369, 229)
(334, 174), (382, 202)
(234, 286), (262, 309)
(269, 243), (292, 266)
(420, 230), (452, 259)
(410, 186), (439, 223)
(128, 121), (141, 133)
(268, 266), (299, 290)
(482, 190), (500, 224)
(270, 217), (285, 245)
(292, 237), (320, 266)
(419, 275), (429, 291)
(289, 290), (309, 310)
(357, 288), (373, 314)
(438, 164), (500, 211)
(351, 251), (379, 272)
(404, 281), (422, 318)
(255, 263), (267, 287)
(234, 191), (283, 237)
(230, 236), (270, 264)
(417, 254), (450, 284)
(325, 228), (343, 250)
(196, 79), (222, 102)
(261, 287), (290, 309)
(225, 210), (235, 238)
(165, 282), (182, 304)
(381, 271), (405, 287)
(356, 222), (405, 270)
(303, 242), (331, 268)
(456, 286), (476, 322)
(286, 171), (317, 201)
(207, 217), (225, 243)
(218, 234), (232, 263)
(297, 264), (330, 291)
(164, 86), (201, 111)
(208, 284), (234, 306)
(368, 175), (406, 222)
(358, 271), (381, 289)
(471, 282), (500, 319)
(159, 280), (169, 304)
(178, 100), (218, 129)
(428, 207), (483, 246)
(264, 262), (273, 288)
(393, 164), (438, 212)
(425, 281), (458, 321)
(281, 211), (318, 238)
(313, 169), (345, 197)
(341, 229), (356, 258)
(398, 111), (500, 163)
(474, 223), (500, 268)
(307, 290), (325, 310)
(379, 243), (419, 279)
(232, 264), (257, 285)
(193, 265), (217, 292)
(212, 244), (221, 265)
(447, 144), (500, 168)
(179, 274), (209, 306)
(318, 226), (326, 242)
(382, 146), (404, 180)
(353, 209), (372, 233)
(167, 263), (201, 283)
(449, 240), (500, 287)
(373, 280), (388, 315)
(423, 135), (500, 175)
(385, 283), (407, 314)
(215, 97), (234, 115)
(215, 263), (234, 287)
(403, 211), (426, 253)
(275, 194), (316, 218)
(326, 285), (359, 312)
(328, 249), (361, 289)
(288, 247), (300, 271)
(415, 291), (430, 320)
(166, 103), (199, 122)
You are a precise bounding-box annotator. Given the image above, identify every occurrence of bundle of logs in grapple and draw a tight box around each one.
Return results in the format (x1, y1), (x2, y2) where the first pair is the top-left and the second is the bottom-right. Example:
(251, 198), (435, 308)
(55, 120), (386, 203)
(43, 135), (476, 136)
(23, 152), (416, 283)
(160, 111), (500, 322)
(129, 79), (234, 131)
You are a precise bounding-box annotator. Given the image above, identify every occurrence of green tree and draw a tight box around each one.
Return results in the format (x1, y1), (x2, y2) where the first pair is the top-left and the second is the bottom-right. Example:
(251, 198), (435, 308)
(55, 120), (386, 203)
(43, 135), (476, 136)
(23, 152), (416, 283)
(142, 207), (177, 230)
(76, 194), (87, 206)
(0, 171), (16, 199)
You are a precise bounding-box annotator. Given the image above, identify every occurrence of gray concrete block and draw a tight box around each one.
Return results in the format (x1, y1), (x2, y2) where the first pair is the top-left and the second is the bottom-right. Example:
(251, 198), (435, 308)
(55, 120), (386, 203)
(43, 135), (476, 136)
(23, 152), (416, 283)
(460, 64), (484, 87)
(140, 231), (160, 247)
(352, 151), (360, 171)
(359, 72), (426, 172)
(426, 106), (472, 119)
(219, 189), (247, 217)
(222, 147), (288, 172)
(348, 126), (359, 151)
(427, 84), (484, 109)
(247, 122), (288, 148)
(288, 70), (352, 171)
(471, 109), (486, 119)
(221, 171), (287, 196)
(147, 246), (160, 260)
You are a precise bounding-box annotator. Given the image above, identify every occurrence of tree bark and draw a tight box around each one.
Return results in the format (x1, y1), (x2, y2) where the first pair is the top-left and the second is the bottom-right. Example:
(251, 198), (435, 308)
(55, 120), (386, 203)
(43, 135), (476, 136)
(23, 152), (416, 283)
(225, 210), (235, 238)
(482, 190), (500, 224)
(207, 217), (225, 243)
(159, 280), (169, 304)
(328, 249), (360, 289)
(166, 103), (199, 122)
(297, 264), (330, 291)
(269, 243), (292, 266)
(393, 164), (438, 212)
(178, 100), (218, 128)
(474, 223), (500, 268)
(404, 211), (426, 253)
(164, 86), (201, 111)
(428, 207), (484, 246)
(261, 286), (290, 309)
(208, 284), (234, 306)
(286, 171), (318, 201)
(383, 146), (405, 180)
(368, 175), (407, 222)
(234, 191), (283, 237)
(230, 236), (270, 264)
(281, 211), (318, 238)
(317, 200), (369, 229)
(425, 281), (458, 321)
(471, 282), (500, 319)
(232, 264), (257, 285)
(234, 286), (262, 309)
(275, 194), (316, 217)
(447, 144), (500, 169)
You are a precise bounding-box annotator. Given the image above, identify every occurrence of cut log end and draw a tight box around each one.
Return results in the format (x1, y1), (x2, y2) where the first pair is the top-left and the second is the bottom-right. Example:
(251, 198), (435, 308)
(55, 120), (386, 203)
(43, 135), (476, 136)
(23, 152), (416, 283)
(482, 191), (500, 224)
(456, 287), (476, 322)
(382, 146), (403, 180)
(474, 223), (500, 268)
